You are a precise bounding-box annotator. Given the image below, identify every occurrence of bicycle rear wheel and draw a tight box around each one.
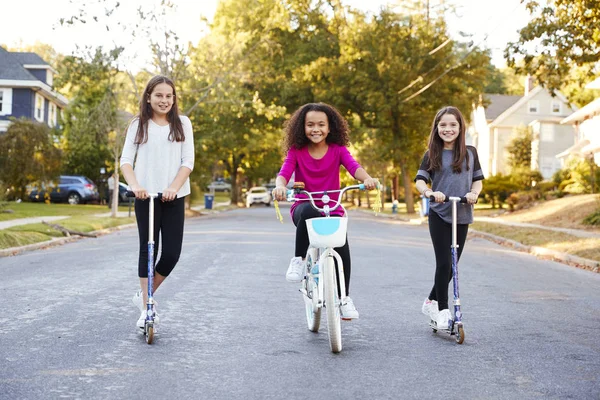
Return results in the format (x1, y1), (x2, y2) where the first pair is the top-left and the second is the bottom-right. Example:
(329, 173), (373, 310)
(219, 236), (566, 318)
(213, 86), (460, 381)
(324, 256), (342, 353)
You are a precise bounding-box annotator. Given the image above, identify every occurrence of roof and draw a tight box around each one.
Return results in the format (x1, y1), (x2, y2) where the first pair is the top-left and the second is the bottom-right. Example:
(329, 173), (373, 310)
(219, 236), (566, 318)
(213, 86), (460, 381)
(483, 94), (522, 120)
(561, 97), (600, 124)
(0, 47), (38, 81)
(490, 86), (574, 127)
(10, 52), (48, 66)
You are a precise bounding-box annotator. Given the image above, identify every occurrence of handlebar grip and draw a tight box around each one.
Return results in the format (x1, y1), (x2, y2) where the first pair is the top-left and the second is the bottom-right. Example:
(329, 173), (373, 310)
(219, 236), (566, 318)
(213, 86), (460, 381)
(358, 183), (365, 190)
(126, 191), (172, 201)
(429, 195), (469, 203)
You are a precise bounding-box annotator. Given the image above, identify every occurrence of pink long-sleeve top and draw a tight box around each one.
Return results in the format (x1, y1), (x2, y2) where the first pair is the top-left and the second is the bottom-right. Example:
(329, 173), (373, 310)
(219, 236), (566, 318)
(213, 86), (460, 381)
(278, 144), (362, 217)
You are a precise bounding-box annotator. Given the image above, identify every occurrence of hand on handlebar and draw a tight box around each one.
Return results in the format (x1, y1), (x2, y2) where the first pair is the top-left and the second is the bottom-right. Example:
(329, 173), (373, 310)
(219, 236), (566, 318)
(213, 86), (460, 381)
(161, 187), (178, 202)
(429, 191), (446, 203)
(130, 185), (148, 200)
(362, 177), (379, 191)
(464, 191), (478, 205)
(272, 186), (288, 202)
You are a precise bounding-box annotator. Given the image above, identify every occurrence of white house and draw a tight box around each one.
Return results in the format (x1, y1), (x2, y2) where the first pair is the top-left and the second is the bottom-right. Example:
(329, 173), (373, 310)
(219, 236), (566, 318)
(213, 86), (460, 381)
(558, 77), (600, 166)
(470, 82), (577, 179)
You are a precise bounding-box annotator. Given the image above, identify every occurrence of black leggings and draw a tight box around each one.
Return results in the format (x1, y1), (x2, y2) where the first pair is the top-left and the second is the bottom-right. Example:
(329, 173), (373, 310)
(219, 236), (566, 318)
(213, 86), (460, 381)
(292, 202), (352, 295)
(135, 196), (185, 278)
(428, 210), (469, 310)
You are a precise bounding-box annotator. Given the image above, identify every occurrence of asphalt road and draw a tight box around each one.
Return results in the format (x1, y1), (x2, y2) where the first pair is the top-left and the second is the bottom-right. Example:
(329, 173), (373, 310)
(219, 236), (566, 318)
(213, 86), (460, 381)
(1, 206), (599, 399)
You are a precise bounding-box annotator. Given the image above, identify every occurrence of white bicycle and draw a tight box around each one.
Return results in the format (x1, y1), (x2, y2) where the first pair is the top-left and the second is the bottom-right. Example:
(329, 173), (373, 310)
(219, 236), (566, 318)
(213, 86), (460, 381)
(286, 182), (369, 353)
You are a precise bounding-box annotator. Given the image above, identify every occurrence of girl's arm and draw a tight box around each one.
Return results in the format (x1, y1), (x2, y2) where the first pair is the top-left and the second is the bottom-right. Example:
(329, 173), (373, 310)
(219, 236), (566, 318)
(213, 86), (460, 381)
(354, 168), (378, 190)
(415, 179), (445, 202)
(272, 176), (289, 201)
(163, 117), (195, 201)
(465, 180), (483, 205)
(120, 120), (147, 199)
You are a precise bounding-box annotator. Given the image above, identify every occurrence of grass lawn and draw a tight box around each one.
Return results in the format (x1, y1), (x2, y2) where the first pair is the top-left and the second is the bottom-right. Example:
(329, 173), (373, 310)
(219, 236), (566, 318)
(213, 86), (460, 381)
(0, 215), (136, 250)
(472, 221), (600, 262)
(0, 201), (133, 221)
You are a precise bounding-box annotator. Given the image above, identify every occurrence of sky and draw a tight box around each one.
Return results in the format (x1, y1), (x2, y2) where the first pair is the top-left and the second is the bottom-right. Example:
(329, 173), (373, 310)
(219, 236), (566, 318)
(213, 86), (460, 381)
(1, 0), (531, 69)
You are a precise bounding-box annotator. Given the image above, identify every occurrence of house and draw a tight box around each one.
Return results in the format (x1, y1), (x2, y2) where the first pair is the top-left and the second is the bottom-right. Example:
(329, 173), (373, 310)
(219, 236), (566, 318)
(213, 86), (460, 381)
(469, 81), (577, 179)
(557, 77), (600, 167)
(0, 47), (68, 133)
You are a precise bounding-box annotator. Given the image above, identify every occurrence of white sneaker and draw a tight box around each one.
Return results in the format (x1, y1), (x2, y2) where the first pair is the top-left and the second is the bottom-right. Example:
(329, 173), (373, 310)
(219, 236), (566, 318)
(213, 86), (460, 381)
(136, 309), (146, 330)
(132, 290), (144, 312)
(135, 305), (160, 330)
(340, 296), (359, 320)
(436, 309), (453, 330)
(286, 256), (305, 282)
(421, 298), (439, 320)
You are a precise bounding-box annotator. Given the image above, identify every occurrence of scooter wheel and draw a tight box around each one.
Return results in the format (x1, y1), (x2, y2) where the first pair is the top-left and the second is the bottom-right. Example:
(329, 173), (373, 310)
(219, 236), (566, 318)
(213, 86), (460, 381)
(146, 325), (154, 344)
(455, 326), (465, 344)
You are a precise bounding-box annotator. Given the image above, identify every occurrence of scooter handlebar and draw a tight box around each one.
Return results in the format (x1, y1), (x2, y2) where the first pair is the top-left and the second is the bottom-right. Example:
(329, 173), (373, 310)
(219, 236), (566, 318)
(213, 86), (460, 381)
(429, 195), (469, 203)
(126, 191), (177, 201)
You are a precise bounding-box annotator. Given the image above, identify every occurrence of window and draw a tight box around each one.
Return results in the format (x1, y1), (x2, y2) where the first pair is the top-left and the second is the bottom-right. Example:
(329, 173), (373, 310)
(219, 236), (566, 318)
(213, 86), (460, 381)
(528, 100), (539, 114)
(0, 88), (13, 116)
(551, 101), (561, 114)
(540, 124), (555, 142)
(48, 103), (57, 127)
(35, 93), (44, 122)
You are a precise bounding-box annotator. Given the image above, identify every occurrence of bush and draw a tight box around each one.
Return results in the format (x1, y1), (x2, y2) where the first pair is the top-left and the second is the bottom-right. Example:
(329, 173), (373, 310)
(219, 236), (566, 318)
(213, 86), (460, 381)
(481, 174), (519, 209)
(583, 209), (600, 226)
(505, 190), (541, 211)
(553, 157), (600, 194)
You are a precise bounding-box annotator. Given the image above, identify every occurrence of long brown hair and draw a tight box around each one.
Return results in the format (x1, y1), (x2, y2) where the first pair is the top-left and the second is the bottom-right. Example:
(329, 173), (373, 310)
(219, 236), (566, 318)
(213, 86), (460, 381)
(282, 103), (350, 153)
(426, 106), (469, 173)
(134, 75), (185, 144)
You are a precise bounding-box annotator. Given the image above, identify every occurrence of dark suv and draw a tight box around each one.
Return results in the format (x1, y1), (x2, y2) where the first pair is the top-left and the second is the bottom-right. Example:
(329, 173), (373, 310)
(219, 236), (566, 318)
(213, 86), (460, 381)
(50, 175), (100, 204)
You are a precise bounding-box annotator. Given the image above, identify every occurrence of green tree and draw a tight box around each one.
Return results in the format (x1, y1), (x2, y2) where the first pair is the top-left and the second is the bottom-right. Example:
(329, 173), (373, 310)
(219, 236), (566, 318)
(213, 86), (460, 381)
(506, 125), (532, 171)
(0, 120), (62, 200)
(307, 8), (491, 212)
(505, 0), (600, 93)
(56, 47), (123, 185)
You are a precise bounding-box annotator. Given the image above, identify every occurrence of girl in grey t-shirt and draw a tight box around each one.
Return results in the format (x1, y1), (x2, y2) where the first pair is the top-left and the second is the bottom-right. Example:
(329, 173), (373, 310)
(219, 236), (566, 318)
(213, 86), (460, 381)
(414, 106), (484, 330)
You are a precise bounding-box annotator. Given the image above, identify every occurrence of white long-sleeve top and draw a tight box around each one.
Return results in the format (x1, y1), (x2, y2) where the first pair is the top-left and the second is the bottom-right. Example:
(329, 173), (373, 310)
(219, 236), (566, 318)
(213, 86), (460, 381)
(120, 116), (195, 197)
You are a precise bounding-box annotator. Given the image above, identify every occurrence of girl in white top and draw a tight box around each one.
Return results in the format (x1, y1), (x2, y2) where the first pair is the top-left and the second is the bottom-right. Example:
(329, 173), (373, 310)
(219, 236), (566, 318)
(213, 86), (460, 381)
(120, 75), (195, 330)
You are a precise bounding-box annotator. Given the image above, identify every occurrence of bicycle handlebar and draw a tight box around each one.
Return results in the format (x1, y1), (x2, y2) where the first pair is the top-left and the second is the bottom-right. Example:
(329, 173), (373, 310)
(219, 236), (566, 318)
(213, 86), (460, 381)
(286, 184), (367, 215)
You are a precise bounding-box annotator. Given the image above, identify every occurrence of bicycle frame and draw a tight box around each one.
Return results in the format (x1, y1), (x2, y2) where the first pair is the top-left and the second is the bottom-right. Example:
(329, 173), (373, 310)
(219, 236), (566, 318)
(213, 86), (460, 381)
(288, 184), (365, 352)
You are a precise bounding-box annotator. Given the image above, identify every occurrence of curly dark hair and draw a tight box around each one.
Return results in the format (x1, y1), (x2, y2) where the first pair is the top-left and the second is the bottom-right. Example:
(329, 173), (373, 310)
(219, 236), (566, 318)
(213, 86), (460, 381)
(282, 103), (350, 152)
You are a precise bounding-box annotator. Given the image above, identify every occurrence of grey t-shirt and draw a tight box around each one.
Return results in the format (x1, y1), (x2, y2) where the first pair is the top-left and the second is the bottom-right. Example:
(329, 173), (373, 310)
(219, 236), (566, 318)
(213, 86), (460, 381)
(414, 146), (484, 224)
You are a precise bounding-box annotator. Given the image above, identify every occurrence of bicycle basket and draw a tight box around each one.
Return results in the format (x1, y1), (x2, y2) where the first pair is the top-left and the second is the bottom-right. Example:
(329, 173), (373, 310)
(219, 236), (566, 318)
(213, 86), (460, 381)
(306, 217), (348, 248)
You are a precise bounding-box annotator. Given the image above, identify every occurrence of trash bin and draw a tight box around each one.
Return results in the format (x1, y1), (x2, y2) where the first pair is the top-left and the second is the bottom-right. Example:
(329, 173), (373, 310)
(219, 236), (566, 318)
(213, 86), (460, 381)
(420, 195), (430, 217)
(204, 194), (214, 210)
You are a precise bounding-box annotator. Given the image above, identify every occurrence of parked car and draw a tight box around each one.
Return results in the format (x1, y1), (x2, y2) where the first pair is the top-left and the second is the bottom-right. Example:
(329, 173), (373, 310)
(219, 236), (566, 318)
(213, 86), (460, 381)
(207, 180), (232, 192)
(50, 175), (100, 205)
(107, 182), (132, 206)
(246, 186), (271, 207)
(28, 187), (48, 202)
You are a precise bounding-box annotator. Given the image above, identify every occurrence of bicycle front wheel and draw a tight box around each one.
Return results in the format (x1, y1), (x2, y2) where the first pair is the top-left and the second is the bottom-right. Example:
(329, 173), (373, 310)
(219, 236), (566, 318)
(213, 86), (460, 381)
(324, 255), (342, 353)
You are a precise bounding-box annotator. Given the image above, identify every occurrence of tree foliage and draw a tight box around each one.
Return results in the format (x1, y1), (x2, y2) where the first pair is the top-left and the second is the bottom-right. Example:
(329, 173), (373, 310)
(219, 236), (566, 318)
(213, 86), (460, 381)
(0, 120), (62, 200)
(506, 125), (533, 171)
(505, 0), (600, 93)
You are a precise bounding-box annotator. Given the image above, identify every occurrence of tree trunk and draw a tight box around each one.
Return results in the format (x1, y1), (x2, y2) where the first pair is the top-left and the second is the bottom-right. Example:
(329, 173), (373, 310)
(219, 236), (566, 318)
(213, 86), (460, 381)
(111, 153), (119, 218)
(399, 159), (415, 214)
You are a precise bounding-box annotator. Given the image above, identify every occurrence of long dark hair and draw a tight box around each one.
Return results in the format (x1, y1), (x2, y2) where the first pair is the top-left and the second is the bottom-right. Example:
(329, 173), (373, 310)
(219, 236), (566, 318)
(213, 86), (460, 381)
(134, 75), (185, 144)
(282, 103), (350, 152)
(426, 106), (469, 173)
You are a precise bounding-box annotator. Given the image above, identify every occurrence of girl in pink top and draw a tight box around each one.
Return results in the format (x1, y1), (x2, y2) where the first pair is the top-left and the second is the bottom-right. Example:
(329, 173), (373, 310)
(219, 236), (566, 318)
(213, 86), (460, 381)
(272, 103), (377, 319)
